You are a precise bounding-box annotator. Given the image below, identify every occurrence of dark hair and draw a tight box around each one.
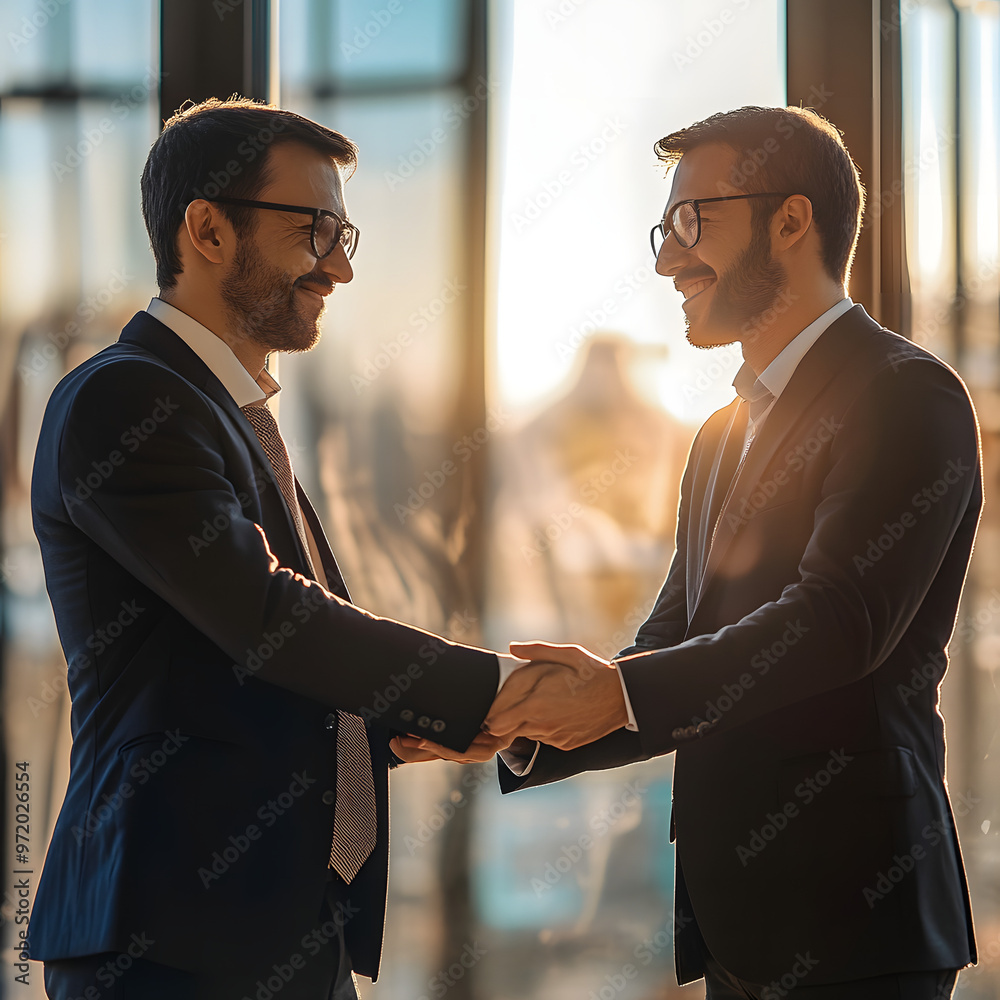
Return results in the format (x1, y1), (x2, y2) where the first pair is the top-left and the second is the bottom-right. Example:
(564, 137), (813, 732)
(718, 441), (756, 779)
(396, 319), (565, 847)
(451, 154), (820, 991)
(140, 96), (359, 289)
(654, 106), (865, 285)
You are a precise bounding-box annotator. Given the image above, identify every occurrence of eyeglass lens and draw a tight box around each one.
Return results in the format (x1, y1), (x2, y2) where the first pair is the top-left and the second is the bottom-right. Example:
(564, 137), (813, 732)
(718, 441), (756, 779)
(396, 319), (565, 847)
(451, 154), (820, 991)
(671, 203), (699, 248)
(314, 213), (353, 258)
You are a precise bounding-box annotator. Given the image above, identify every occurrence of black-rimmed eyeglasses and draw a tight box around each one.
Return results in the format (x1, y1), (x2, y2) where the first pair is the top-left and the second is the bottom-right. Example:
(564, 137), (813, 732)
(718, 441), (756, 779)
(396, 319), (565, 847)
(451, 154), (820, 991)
(650, 192), (790, 255)
(210, 197), (360, 260)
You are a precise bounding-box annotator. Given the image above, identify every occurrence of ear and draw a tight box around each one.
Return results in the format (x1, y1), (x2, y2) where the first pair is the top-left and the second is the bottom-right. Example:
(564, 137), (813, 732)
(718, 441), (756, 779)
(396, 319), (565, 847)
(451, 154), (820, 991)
(181, 199), (232, 266)
(772, 194), (813, 251)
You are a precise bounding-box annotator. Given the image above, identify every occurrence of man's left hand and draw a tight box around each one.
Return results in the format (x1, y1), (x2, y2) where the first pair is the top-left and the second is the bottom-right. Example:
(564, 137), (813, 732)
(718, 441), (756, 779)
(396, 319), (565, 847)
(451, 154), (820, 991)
(483, 641), (628, 751)
(390, 730), (513, 764)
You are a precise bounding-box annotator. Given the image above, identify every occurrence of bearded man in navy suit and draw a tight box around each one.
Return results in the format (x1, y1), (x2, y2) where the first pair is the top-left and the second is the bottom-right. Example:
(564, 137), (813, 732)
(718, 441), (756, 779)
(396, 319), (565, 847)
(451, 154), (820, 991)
(29, 97), (520, 999)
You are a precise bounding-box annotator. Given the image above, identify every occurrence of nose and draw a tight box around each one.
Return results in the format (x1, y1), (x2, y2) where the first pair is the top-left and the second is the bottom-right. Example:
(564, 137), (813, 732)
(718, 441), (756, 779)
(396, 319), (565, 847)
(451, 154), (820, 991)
(655, 228), (686, 277)
(318, 242), (353, 284)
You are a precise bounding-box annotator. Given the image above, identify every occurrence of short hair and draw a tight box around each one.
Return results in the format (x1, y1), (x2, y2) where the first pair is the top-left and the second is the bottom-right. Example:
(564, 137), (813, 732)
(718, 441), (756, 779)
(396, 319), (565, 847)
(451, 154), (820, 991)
(654, 106), (865, 286)
(141, 96), (358, 289)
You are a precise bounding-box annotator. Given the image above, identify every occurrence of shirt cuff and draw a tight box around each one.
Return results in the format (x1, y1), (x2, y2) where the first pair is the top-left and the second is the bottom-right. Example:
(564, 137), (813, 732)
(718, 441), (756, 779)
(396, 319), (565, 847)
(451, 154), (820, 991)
(499, 737), (541, 777)
(496, 653), (531, 693)
(614, 663), (639, 731)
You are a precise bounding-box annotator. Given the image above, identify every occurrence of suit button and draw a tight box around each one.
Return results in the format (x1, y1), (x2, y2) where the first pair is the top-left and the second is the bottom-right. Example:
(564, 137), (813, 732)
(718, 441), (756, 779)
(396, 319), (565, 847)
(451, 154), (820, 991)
(322, 790), (335, 805)
(400, 709), (414, 722)
(324, 713), (337, 730)
(431, 720), (445, 733)
(417, 715), (431, 729)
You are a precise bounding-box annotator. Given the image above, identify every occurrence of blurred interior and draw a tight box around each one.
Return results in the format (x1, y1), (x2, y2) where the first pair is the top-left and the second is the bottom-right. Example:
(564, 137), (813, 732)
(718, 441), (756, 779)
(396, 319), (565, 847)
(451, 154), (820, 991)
(1, 1), (999, 997)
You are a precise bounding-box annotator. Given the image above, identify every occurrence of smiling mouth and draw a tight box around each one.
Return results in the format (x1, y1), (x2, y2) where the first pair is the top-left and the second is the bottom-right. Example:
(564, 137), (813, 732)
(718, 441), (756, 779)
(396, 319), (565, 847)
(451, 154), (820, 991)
(679, 277), (716, 300)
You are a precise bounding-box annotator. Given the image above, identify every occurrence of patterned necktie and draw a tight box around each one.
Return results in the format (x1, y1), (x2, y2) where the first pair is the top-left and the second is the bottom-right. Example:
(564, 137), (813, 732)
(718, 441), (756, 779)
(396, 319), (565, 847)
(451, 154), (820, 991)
(240, 402), (377, 883)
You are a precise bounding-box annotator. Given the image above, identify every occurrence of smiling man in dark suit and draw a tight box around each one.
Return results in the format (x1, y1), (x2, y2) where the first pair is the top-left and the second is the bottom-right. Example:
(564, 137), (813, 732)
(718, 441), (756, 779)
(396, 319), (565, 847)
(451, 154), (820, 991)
(475, 107), (980, 998)
(29, 97), (518, 999)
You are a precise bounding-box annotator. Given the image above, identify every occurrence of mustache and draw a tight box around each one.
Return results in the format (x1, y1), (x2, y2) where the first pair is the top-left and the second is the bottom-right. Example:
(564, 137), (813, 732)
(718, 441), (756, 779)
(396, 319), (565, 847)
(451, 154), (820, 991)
(673, 266), (717, 286)
(295, 276), (334, 296)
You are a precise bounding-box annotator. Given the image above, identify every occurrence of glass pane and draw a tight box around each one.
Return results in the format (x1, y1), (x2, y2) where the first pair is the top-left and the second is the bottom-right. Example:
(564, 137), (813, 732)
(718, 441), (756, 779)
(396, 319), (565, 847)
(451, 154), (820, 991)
(0, 0), (161, 982)
(903, 4), (1000, 997)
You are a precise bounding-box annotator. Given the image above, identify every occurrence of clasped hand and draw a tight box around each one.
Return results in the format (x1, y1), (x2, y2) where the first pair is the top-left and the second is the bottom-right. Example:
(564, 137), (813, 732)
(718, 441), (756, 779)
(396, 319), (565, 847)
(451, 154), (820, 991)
(390, 641), (628, 764)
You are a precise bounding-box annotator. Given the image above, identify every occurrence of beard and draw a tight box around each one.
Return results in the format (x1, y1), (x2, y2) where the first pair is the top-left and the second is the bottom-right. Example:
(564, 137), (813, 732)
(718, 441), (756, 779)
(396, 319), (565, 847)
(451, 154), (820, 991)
(686, 220), (788, 348)
(220, 237), (324, 355)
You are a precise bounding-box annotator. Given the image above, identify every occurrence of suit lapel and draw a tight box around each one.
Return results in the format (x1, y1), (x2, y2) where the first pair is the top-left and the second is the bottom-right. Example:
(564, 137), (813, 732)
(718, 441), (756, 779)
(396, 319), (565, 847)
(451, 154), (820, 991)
(692, 305), (882, 619)
(297, 485), (352, 602)
(118, 312), (316, 577)
(689, 399), (747, 617)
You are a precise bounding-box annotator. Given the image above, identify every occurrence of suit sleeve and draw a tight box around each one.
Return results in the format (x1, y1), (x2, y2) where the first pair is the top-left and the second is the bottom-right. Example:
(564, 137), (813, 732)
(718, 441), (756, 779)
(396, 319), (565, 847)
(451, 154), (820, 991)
(55, 360), (498, 753)
(617, 357), (982, 756)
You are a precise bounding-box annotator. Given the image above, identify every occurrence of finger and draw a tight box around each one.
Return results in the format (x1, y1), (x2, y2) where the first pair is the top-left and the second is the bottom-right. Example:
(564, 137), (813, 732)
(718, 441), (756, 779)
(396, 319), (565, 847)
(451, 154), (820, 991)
(485, 704), (536, 737)
(509, 641), (580, 664)
(389, 738), (441, 764)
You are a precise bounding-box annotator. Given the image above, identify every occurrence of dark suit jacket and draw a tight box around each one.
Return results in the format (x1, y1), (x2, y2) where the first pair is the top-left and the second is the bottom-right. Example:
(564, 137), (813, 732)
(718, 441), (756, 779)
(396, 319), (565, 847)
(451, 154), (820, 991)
(28, 310), (499, 979)
(501, 305), (980, 987)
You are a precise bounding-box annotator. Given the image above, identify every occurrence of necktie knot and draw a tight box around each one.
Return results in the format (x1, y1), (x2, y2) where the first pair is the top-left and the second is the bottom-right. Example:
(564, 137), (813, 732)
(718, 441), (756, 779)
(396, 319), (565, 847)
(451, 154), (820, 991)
(733, 362), (774, 425)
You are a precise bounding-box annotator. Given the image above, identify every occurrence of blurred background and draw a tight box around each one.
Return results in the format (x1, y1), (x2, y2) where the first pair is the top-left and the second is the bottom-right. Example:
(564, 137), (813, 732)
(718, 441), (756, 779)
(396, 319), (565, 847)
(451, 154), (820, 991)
(1, 0), (998, 996)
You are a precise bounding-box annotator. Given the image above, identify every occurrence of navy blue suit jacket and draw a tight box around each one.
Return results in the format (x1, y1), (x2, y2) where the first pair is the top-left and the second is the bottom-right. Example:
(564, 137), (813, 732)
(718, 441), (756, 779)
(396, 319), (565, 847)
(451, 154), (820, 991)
(28, 310), (499, 979)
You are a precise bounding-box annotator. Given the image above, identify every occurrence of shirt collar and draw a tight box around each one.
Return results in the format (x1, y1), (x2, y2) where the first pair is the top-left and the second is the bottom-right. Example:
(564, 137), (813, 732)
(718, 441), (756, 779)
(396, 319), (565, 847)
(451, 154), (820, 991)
(750, 297), (854, 400)
(145, 297), (279, 407)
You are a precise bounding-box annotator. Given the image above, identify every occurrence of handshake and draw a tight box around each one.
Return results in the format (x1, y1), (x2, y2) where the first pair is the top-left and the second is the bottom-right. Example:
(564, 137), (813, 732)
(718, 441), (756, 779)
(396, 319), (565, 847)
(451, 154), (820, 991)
(389, 641), (631, 766)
